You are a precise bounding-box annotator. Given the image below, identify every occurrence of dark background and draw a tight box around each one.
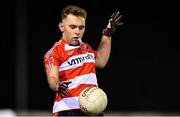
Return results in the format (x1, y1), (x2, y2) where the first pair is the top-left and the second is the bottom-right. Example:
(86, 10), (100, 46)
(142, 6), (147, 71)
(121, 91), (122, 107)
(1, 0), (180, 113)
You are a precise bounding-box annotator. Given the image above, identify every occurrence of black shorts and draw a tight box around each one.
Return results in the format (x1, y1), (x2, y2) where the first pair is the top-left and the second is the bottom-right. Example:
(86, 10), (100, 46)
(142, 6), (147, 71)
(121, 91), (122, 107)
(53, 109), (104, 116)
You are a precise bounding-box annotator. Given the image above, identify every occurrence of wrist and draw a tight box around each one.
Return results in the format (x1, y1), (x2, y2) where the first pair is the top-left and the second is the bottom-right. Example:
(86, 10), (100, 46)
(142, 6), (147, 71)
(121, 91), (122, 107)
(102, 28), (111, 37)
(55, 82), (60, 92)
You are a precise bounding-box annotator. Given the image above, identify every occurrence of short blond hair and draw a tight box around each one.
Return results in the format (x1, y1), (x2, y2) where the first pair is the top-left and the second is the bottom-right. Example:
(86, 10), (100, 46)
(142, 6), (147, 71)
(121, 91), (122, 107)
(61, 5), (87, 20)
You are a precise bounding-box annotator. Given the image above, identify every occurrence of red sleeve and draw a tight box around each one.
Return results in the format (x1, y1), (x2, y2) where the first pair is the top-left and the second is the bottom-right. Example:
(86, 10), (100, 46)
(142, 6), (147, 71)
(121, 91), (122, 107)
(44, 46), (60, 70)
(92, 49), (97, 58)
(86, 43), (97, 58)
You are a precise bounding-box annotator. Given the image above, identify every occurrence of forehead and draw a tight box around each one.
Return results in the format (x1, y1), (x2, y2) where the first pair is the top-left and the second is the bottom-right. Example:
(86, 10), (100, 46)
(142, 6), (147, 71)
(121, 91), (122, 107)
(62, 14), (85, 25)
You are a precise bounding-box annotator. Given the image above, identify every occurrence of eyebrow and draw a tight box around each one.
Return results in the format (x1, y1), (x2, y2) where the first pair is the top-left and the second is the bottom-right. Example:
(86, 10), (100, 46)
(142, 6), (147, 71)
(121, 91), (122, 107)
(69, 24), (85, 28)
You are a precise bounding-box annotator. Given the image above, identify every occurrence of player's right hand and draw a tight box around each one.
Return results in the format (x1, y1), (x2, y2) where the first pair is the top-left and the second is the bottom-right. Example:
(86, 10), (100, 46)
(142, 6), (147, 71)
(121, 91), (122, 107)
(56, 81), (72, 98)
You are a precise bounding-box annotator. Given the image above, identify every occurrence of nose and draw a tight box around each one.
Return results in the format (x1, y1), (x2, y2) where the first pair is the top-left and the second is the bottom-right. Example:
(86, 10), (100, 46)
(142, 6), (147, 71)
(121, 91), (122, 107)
(75, 28), (80, 35)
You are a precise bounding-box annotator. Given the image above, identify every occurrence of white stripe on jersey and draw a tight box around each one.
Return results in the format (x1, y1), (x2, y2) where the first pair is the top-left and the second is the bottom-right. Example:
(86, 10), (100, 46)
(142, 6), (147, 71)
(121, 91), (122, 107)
(59, 53), (95, 71)
(68, 73), (98, 89)
(53, 97), (79, 113)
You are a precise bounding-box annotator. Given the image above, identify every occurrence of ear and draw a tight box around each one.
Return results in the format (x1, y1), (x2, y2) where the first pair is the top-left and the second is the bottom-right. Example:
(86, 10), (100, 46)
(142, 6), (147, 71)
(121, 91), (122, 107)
(58, 22), (64, 32)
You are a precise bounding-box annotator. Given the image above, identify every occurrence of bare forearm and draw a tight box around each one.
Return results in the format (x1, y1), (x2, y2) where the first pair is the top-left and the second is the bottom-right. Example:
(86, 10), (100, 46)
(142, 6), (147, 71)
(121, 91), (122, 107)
(96, 35), (112, 68)
(47, 76), (59, 92)
(45, 66), (59, 92)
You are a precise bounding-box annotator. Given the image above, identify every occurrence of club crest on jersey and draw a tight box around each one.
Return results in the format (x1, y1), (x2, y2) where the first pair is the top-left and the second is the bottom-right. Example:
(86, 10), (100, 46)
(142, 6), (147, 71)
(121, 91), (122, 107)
(83, 44), (88, 52)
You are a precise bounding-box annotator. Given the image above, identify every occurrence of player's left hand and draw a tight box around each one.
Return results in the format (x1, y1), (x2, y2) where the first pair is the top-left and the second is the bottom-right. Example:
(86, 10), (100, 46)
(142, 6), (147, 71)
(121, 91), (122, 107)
(102, 11), (124, 36)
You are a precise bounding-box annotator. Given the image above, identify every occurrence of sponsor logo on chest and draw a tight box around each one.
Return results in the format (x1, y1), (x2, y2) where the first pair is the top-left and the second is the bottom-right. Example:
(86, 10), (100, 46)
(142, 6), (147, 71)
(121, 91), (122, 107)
(68, 53), (94, 65)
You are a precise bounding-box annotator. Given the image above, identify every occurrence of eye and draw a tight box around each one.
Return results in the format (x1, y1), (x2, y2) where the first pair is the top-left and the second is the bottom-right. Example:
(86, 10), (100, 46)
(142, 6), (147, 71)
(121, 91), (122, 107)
(69, 25), (77, 29)
(79, 26), (85, 30)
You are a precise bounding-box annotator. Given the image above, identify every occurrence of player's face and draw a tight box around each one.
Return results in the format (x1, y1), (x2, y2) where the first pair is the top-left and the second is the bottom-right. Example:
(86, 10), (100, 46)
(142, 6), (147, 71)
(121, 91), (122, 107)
(59, 14), (85, 46)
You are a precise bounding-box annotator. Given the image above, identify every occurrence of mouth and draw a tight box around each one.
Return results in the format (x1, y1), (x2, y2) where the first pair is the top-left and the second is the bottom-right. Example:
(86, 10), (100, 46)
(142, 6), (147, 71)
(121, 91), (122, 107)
(69, 37), (82, 46)
(74, 37), (80, 40)
(74, 37), (82, 43)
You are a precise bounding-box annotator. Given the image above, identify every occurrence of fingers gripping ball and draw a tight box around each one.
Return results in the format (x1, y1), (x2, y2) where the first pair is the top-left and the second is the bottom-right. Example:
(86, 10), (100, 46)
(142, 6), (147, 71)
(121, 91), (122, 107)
(78, 86), (108, 115)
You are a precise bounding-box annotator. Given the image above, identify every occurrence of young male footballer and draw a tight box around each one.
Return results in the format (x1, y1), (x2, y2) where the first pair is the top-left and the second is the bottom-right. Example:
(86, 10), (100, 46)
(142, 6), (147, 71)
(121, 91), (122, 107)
(44, 5), (124, 116)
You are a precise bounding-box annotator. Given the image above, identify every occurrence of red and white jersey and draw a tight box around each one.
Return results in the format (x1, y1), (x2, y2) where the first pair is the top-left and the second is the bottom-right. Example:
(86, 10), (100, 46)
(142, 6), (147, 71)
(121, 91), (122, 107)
(44, 38), (98, 113)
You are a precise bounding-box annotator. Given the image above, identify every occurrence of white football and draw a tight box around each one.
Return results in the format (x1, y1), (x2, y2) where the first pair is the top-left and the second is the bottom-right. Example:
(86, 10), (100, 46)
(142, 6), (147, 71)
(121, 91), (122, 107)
(78, 86), (108, 115)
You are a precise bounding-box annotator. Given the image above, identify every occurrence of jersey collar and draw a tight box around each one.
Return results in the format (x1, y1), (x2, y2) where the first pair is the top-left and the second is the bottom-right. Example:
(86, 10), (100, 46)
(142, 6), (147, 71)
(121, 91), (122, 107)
(61, 38), (81, 50)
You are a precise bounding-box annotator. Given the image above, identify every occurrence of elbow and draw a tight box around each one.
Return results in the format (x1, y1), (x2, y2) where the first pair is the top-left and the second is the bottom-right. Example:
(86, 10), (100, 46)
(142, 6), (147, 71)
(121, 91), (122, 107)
(95, 56), (109, 68)
(96, 62), (107, 69)
(98, 65), (106, 69)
